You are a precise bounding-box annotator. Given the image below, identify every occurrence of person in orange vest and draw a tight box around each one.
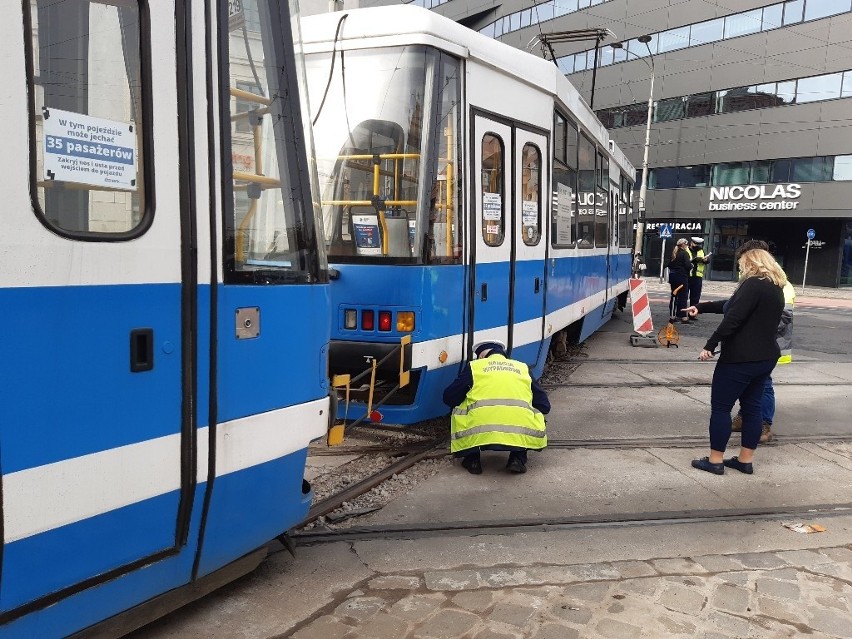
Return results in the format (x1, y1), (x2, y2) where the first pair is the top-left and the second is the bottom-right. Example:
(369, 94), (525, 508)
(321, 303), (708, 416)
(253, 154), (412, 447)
(442, 342), (550, 475)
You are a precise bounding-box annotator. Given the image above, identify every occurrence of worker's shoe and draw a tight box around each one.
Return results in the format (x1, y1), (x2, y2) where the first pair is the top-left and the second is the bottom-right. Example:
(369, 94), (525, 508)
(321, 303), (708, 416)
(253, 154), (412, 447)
(731, 414), (743, 432)
(723, 456), (754, 475)
(760, 422), (773, 444)
(691, 457), (724, 475)
(461, 456), (482, 475)
(506, 456), (527, 474)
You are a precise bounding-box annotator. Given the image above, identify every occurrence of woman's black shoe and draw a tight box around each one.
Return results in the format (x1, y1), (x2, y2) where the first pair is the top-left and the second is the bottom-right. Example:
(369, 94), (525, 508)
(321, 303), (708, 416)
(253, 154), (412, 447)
(723, 456), (754, 474)
(691, 457), (724, 475)
(462, 456), (482, 475)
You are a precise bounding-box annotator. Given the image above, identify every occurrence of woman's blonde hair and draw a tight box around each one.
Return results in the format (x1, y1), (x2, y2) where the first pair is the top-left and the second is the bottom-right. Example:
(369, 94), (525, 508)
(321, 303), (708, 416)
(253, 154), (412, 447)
(671, 238), (688, 260)
(738, 248), (787, 287)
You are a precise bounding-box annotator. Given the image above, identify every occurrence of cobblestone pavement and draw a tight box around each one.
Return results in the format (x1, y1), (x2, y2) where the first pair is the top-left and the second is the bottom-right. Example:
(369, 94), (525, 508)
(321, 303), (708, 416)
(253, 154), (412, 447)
(287, 545), (852, 639)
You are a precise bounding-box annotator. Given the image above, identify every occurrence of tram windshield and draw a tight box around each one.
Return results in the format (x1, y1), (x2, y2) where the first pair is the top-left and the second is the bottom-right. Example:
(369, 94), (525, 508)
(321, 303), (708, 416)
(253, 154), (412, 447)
(223, 0), (326, 283)
(306, 46), (462, 264)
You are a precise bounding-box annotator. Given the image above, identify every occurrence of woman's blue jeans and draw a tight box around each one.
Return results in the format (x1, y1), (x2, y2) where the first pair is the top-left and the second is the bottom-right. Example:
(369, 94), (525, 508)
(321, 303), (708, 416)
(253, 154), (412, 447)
(710, 359), (777, 451)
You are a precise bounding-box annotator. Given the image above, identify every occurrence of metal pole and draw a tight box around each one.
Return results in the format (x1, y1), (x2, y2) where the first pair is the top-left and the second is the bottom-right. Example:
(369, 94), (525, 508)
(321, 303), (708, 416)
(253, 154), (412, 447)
(802, 239), (811, 294)
(634, 71), (654, 256)
(659, 238), (667, 283)
(590, 40), (601, 109)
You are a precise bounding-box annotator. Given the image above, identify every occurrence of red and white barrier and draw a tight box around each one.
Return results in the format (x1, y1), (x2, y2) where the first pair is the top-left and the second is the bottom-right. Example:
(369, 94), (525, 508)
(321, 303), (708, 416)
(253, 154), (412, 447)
(629, 278), (654, 336)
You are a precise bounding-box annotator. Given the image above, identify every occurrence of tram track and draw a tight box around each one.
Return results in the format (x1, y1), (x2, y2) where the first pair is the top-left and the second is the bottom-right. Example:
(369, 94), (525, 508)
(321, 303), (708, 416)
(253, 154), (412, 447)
(293, 503), (852, 545)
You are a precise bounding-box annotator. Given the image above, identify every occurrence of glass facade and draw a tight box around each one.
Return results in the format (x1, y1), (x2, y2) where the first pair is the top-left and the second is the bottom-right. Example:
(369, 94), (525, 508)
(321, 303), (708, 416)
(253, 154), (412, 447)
(597, 69), (852, 129)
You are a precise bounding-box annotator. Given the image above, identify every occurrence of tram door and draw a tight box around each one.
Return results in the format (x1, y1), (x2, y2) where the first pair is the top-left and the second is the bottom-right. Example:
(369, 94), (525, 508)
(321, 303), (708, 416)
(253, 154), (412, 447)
(511, 129), (548, 368)
(0, 0), (190, 614)
(471, 114), (513, 350)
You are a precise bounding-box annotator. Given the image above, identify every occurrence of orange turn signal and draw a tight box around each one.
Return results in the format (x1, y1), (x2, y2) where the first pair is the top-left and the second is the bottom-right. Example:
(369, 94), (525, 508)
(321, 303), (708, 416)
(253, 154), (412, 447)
(396, 311), (415, 332)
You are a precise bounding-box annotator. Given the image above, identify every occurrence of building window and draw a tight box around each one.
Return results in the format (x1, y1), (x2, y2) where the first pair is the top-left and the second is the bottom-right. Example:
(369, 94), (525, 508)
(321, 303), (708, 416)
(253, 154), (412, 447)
(29, 0), (147, 237)
(791, 157), (832, 182)
(834, 155), (852, 181)
(796, 73), (843, 103)
(649, 167), (678, 189)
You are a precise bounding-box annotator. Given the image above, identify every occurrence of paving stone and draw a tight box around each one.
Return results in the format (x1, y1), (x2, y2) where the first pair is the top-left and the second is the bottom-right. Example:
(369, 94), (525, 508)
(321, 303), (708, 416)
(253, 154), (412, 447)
(658, 583), (706, 614)
(711, 583), (751, 615)
(412, 609), (480, 639)
(775, 549), (834, 567)
(755, 577), (801, 600)
(651, 557), (707, 575)
(547, 601), (593, 624)
(367, 575), (422, 590)
(756, 596), (806, 625)
(595, 618), (643, 639)
(718, 571), (750, 587)
(750, 617), (800, 637)
(524, 566), (582, 585)
(767, 567), (801, 581)
(560, 581), (612, 603)
(818, 546), (852, 563)
(808, 608), (852, 638)
(473, 630), (519, 639)
(607, 602), (625, 613)
(487, 602), (537, 628)
(707, 611), (750, 636)
(291, 616), (353, 639)
(701, 633), (732, 639)
(729, 552), (788, 569)
(333, 596), (387, 622)
(611, 560), (657, 578)
(566, 562), (620, 581)
(424, 570), (482, 591)
(351, 612), (410, 639)
(692, 555), (744, 573)
(815, 595), (851, 611)
(389, 594), (446, 622)
(657, 615), (696, 635)
(617, 578), (659, 598)
(479, 568), (533, 588)
(452, 591), (494, 612)
(532, 624), (579, 639)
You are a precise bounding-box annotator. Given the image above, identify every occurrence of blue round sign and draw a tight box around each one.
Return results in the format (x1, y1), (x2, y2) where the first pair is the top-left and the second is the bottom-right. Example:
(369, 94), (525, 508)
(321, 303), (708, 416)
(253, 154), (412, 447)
(807, 228), (816, 240)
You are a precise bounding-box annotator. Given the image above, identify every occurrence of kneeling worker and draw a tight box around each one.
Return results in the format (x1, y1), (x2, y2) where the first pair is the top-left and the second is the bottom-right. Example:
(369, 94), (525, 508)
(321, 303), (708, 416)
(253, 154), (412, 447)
(442, 342), (550, 474)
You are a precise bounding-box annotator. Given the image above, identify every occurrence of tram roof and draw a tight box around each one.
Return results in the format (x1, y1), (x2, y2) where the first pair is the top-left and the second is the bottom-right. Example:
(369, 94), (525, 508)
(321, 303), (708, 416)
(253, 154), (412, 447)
(300, 6), (634, 178)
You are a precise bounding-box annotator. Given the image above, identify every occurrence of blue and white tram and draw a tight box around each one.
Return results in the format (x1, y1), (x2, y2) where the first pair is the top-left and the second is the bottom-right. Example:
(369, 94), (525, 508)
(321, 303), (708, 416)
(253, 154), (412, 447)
(302, 6), (635, 425)
(0, 0), (329, 636)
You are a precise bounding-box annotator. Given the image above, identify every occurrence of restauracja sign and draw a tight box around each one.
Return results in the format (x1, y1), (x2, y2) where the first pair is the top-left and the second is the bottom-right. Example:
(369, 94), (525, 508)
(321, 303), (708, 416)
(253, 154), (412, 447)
(708, 183), (801, 211)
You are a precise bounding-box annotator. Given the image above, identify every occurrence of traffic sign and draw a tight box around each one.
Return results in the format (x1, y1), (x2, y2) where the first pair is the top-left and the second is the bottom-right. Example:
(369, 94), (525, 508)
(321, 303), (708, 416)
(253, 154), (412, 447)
(807, 228), (815, 240)
(659, 223), (673, 239)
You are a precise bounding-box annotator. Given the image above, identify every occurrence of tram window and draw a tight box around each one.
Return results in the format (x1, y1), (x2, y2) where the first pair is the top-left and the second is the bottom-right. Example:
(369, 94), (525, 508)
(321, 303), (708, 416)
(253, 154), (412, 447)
(521, 144), (542, 246)
(481, 134), (505, 247)
(565, 118), (579, 170)
(618, 174), (632, 248)
(28, 0), (147, 237)
(551, 166), (576, 248)
(577, 133), (595, 248)
(554, 112), (566, 165)
(222, 0), (322, 283)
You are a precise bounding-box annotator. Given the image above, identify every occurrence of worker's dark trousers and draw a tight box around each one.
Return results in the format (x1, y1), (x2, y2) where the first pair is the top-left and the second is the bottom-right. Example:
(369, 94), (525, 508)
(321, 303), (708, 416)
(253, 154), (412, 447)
(688, 276), (704, 307)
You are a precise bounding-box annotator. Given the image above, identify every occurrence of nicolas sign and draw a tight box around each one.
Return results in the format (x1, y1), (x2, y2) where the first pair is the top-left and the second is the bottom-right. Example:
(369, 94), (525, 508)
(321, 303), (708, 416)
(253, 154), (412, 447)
(708, 183), (801, 211)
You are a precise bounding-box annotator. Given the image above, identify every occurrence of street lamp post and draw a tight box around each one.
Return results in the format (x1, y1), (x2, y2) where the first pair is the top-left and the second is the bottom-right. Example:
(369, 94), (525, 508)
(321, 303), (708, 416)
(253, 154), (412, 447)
(611, 35), (654, 258)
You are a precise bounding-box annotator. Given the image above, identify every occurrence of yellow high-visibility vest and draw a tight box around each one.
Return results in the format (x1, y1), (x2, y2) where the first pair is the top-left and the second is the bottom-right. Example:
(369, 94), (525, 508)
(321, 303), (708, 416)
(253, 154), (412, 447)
(692, 249), (707, 278)
(450, 355), (547, 453)
(778, 280), (795, 364)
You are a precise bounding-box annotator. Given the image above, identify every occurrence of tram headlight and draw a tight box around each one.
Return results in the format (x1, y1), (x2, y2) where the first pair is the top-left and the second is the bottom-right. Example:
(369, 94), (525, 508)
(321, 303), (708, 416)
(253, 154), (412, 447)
(344, 309), (357, 330)
(378, 311), (392, 331)
(396, 311), (415, 332)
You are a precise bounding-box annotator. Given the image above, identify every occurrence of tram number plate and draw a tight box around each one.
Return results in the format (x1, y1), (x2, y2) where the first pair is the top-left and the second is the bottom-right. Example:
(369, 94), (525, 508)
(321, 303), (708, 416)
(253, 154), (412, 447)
(228, 0), (245, 31)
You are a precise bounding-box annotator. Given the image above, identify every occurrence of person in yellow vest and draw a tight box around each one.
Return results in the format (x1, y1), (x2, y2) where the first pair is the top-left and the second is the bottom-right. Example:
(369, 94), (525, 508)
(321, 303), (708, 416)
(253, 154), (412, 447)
(729, 240), (794, 443)
(442, 341), (550, 474)
(687, 236), (710, 312)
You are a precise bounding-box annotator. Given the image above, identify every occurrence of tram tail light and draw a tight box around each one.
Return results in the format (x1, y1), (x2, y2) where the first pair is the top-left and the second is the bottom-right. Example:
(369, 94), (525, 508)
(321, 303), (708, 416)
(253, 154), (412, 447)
(378, 311), (392, 331)
(361, 310), (374, 330)
(396, 311), (415, 332)
(344, 309), (357, 329)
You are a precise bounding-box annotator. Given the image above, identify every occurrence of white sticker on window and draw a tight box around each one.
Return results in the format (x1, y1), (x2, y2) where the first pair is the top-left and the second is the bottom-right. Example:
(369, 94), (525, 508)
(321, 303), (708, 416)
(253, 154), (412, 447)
(43, 108), (137, 190)
(352, 215), (382, 255)
(556, 183), (573, 245)
(486, 224), (500, 235)
(522, 200), (538, 226)
(483, 192), (502, 220)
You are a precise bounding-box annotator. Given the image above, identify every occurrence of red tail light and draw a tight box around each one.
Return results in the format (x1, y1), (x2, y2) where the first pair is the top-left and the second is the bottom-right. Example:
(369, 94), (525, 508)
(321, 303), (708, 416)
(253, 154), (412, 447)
(378, 311), (392, 331)
(361, 310), (374, 330)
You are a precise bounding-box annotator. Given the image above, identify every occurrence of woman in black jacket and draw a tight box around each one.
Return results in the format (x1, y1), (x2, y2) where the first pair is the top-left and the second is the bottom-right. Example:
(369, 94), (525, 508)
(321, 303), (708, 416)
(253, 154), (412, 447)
(668, 238), (692, 323)
(685, 248), (786, 475)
